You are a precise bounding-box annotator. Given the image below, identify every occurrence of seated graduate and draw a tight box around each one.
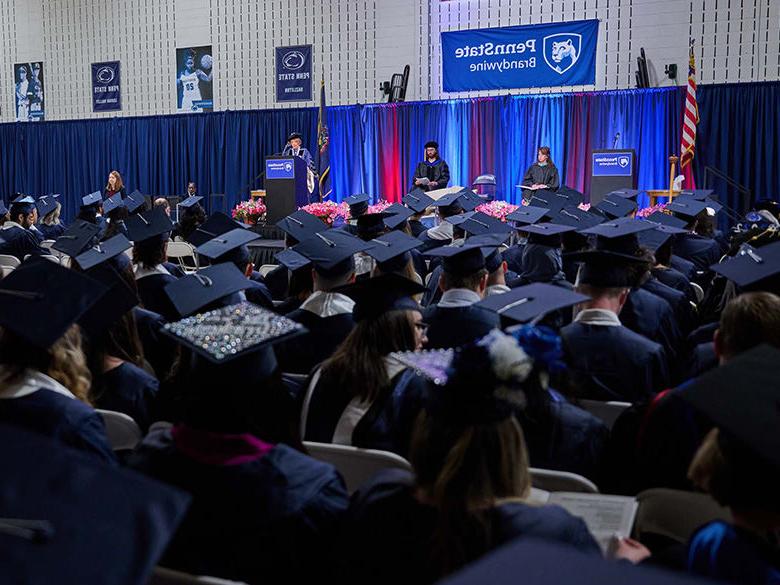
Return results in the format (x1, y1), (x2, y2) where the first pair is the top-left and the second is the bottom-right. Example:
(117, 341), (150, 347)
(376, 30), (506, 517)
(421, 214), (473, 307)
(274, 228), (367, 375)
(375, 205), (426, 284)
(154, 197), (171, 217)
(679, 346), (780, 585)
(127, 206), (180, 321)
(101, 193), (130, 240)
(0, 199), (9, 226)
(35, 194), (65, 241)
(340, 194), (370, 236)
(124, 189), (149, 216)
(411, 140), (450, 192)
(417, 191), (465, 248)
(171, 194), (206, 241)
(0, 257), (115, 464)
(0, 195), (44, 260)
(560, 246), (669, 403)
(521, 146), (560, 200)
(301, 274), (430, 456)
(402, 188), (435, 238)
(354, 212), (391, 278)
(340, 330), (600, 585)
(544, 205), (605, 284)
(128, 302), (349, 584)
(423, 240), (501, 349)
(72, 238), (159, 432)
(665, 198), (722, 274)
(642, 219), (698, 303)
(102, 170), (127, 199)
(273, 248), (314, 314)
(502, 205), (554, 274)
(510, 223), (575, 289)
(77, 190), (108, 237)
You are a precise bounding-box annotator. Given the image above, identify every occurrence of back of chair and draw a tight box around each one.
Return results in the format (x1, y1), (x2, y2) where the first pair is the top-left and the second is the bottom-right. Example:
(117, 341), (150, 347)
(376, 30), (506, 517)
(529, 467), (599, 493)
(149, 566), (248, 584)
(96, 409), (143, 451)
(632, 488), (732, 544)
(690, 282), (705, 303)
(303, 441), (413, 494)
(0, 254), (21, 268)
(258, 264), (277, 277)
(578, 399), (632, 430)
(40, 239), (56, 251)
(166, 241), (198, 273)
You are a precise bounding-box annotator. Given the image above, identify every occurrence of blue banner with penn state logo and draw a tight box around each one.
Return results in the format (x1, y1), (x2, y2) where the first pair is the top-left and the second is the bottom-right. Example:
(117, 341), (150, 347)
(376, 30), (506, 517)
(91, 61), (121, 112)
(276, 45), (312, 102)
(441, 19), (598, 92)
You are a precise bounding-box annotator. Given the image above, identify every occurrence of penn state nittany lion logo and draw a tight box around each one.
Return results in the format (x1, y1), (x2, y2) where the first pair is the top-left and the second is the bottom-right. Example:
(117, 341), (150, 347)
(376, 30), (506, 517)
(96, 66), (115, 84)
(543, 33), (582, 74)
(282, 50), (306, 71)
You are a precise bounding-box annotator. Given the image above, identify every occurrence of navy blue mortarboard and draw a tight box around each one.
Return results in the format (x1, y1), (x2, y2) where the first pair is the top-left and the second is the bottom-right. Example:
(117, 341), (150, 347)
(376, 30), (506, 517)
(462, 212), (513, 236)
(357, 212), (391, 240)
(675, 194), (723, 214)
(188, 212), (243, 247)
(275, 248), (311, 272)
(102, 193), (125, 215)
(431, 192), (464, 215)
(275, 210), (328, 243)
(678, 189), (714, 200)
(527, 193), (566, 214)
(637, 225), (686, 252)
(403, 188), (434, 213)
(467, 233), (511, 273)
(125, 190), (146, 214)
(334, 274), (425, 322)
(0, 257), (107, 349)
(52, 220), (101, 257)
(125, 206), (172, 243)
(476, 282), (589, 324)
(382, 203), (415, 230)
(35, 194), (58, 217)
(364, 230), (422, 273)
(0, 424), (190, 585)
(566, 247), (645, 286)
(195, 228), (260, 261)
(81, 191), (102, 207)
(344, 193), (371, 217)
(77, 262), (140, 338)
(456, 188), (482, 212)
(554, 186), (584, 206)
(607, 188), (642, 199)
(666, 198), (710, 219)
(425, 241), (499, 276)
(179, 195), (203, 209)
(580, 217), (655, 239)
(293, 229), (369, 276)
(548, 206), (604, 231)
(164, 263), (253, 317)
(710, 241), (780, 291)
(594, 193), (638, 218)
(646, 210), (687, 229)
(520, 222), (577, 236)
(74, 234), (132, 271)
(446, 211), (475, 227)
(505, 205), (549, 225)
(0, 200), (7, 216)
(12, 194), (35, 204)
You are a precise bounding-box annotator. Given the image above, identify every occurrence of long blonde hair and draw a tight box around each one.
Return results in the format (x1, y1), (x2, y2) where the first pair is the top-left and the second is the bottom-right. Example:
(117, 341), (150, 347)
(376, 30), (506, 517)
(42, 201), (61, 226)
(105, 170), (124, 192)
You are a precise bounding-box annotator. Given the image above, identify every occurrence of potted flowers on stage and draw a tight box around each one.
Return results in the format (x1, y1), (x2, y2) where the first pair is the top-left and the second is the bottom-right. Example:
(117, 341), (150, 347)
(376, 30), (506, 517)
(299, 201), (349, 226)
(232, 199), (267, 226)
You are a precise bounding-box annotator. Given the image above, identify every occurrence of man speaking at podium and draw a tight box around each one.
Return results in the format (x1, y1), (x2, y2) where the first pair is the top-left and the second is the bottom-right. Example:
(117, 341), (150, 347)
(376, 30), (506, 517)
(412, 141), (450, 191)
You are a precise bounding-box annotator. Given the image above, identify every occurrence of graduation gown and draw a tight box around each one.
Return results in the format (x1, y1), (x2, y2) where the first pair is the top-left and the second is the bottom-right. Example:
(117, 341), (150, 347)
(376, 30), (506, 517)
(36, 222), (65, 241)
(133, 306), (177, 381)
(411, 158), (450, 191)
(340, 469), (600, 585)
(642, 276), (696, 335)
(128, 428), (349, 584)
(671, 254), (697, 280)
(94, 362), (159, 432)
(0, 223), (43, 261)
(621, 288), (683, 368)
(503, 243), (526, 274)
(135, 266), (180, 322)
(673, 233), (722, 272)
(423, 303), (500, 349)
(264, 265), (290, 301)
(521, 163), (560, 194)
(408, 219), (427, 238)
(653, 266), (697, 303)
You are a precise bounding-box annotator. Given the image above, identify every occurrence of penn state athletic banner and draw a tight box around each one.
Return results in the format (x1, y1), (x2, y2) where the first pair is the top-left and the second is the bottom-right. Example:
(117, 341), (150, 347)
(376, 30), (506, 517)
(275, 45), (312, 102)
(175, 46), (213, 113)
(91, 61), (121, 112)
(441, 19), (599, 92)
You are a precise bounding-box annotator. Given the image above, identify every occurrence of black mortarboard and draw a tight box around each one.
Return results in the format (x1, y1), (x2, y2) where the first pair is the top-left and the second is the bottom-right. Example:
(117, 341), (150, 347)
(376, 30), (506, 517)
(364, 230), (422, 273)
(81, 191), (102, 207)
(446, 211), (475, 227)
(334, 273), (425, 322)
(678, 189), (714, 200)
(35, 194), (58, 217)
(125, 190), (146, 214)
(125, 206), (173, 243)
(275, 210), (328, 243)
(102, 193), (125, 214)
(607, 188), (642, 199)
(580, 217), (655, 239)
(0, 257), (107, 349)
(548, 206), (604, 231)
(637, 225), (686, 252)
(565, 249), (644, 287)
(431, 192), (464, 215)
(344, 193), (371, 217)
(527, 193), (566, 214)
(666, 198), (710, 219)
(74, 234), (132, 271)
(164, 263), (253, 317)
(293, 229), (369, 276)
(382, 203), (415, 230)
(403, 189), (434, 213)
(425, 241), (498, 276)
(357, 212), (391, 239)
(505, 205), (549, 225)
(467, 233), (511, 273)
(287, 131), (303, 142)
(179, 195), (203, 209)
(710, 241), (780, 290)
(0, 424), (190, 585)
(675, 194), (723, 214)
(188, 212), (244, 247)
(462, 212), (513, 236)
(477, 282), (588, 324)
(424, 140), (439, 149)
(456, 189), (482, 212)
(195, 228), (260, 260)
(77, 262), (140, 338)
(554, 186), (585, 206)
(594, 193), (638, 218)
(520, 222), (577, 236)
(52, 220), (101, 257)
(274, 248), (311, 272)
(646, 211), (687, 229)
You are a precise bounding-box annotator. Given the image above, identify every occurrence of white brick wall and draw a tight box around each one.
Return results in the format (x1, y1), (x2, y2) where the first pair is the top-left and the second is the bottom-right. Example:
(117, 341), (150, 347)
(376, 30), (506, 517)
(0, 0), (776, 122)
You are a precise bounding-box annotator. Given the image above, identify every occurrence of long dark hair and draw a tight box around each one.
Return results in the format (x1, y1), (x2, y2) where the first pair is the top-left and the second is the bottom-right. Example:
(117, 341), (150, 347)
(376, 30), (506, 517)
(538, 146), (556, 168)
(104, 206), (129, 240)
(178, 204), (207, 240)
(132, 234), (167, 268)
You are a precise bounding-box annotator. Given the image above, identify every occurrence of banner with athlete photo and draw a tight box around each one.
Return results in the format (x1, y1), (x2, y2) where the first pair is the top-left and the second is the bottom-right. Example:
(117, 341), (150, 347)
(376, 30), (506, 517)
(91, 61), (121, 112)
(275, 45), (312, 102)
(176, 46), (213, 113)
(13, 62), (45, 121)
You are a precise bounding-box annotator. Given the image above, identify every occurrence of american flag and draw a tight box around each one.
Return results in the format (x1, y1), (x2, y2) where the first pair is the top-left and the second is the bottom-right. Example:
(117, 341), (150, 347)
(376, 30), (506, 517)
(680, 41), (698, 168)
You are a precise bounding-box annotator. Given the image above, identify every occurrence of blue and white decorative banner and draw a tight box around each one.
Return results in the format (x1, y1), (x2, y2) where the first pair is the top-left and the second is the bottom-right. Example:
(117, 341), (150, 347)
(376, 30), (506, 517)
(91, 61), (121, 112)
(441, 19), (599, 92)
(275, 45), (312, 102)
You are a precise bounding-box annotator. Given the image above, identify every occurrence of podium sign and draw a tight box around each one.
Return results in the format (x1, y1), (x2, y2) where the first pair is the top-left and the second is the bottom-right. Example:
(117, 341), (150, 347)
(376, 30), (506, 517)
(266, 158), (296, 179)
(264, 155), (309, 224)
(589, 149), (636, 205)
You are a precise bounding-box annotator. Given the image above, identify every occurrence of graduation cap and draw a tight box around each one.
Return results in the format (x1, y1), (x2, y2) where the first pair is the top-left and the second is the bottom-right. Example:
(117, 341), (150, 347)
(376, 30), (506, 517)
(505, 205), (550, 225)
(74, 234), (132, 271)
(51, 220), (101, 257)
(0, 424), (190, 585)
(124, 190), (146, 214)
(382, 203), (415, 230)
(364, 230), (422, 273)
(466, 233), (511, 273)
(462, 212), (513, 236)
(594, 193), (638, 219)
(456, 188), (482, 212)
(81, 191), (102, 207)
(445, 211), (475, 227)
(637, 225), (686, 252)
(675, 194), (723, 215)
(275, 210), (328, 244)
(35, 194), (58, 217)
(554, 186), (585, 206)
(344, 193), (371, 217)
(476, 282), (589, 324)
(402, 189), (434, 213)
(162, 301), (305, 364)
(125, 206), (173, 243)
(164, 263), (253, 318)
(195, 228), (260, 261)
(645, 211), (687, 229)
(526, 194), (566, 215)
(520, 222), (577, 237)
(425, 241), (498, 276)
(179, 195), (203, 209)
(274, 248), (311, 272)
(12, 194), (35, 204)
(188, 212), (244, 247)
(77, 262), (140, 339)
(678, 189), (714, 200)
(0, 257), (107, 349)
(548, 206), (604, 231)
(565, 249), (645, 287)
(710, 241), (780, 291)
(293, 229), (369, 276)
(334, 273), (425, 322)
(357, 212), (391, 240)
(666, 198), (710, 219)
(607, 188), (642, 199)
(102, 193), (125, 215)
(431, 192), (464, 215)
(580, 217), (655, 239)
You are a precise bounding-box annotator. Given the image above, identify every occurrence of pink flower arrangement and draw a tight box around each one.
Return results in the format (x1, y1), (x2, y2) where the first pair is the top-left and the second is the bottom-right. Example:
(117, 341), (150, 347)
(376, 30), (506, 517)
(577, 203), (591, 212)
(636, 203), (668, 218)
(232, 199), (266, 225)
(299, 201), (349, 226)
(367, 200), (393, 215)
(475, 200), (519, 222)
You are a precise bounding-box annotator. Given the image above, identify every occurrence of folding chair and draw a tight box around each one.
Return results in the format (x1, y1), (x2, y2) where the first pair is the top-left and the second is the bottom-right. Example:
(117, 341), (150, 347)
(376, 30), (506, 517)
(258, 264), (278, 277)
(0, 254), (20, 269)
(578, 399), (632, 430)
(40, 239), (56, 251)
(166, 241), (199, 274)
(632, 488), (732, 544)
(149, 566), (247, 584)
(690, 282), (705, 304)
(303, 441), (413, 494)
(529, 467), (599, 493)
(96, 409), (143, 451)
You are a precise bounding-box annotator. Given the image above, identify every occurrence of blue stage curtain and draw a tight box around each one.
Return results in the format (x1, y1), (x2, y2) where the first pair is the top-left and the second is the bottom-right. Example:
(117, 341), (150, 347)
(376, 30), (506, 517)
(1, 81), (776, 221)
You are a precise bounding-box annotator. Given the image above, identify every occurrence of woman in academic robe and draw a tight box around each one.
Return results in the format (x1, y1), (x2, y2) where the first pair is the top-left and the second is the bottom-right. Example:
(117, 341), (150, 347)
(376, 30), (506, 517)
(103, 170), (128, 199)
(521, 146), (560, 200)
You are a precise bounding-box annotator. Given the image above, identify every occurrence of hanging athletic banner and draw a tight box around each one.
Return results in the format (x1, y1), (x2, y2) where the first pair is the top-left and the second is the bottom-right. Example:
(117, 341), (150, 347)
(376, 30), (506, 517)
(176, 45), (213, 113)
(441, 19), (599, 92)
(13, 62), (44, 121)
(91, 61), (121, 112)
(275, 45), (312, 102)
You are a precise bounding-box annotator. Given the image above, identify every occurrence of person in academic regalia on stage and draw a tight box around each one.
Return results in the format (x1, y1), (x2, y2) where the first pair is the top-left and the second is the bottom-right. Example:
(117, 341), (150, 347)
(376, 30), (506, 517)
(103, 170), (128, 199)
(0, 195), (45, 260)
(411, 141), (450, 192)
(171, 194), (207, 242)
(521, 146), (560, 201)
(128, 302), (349, 584)
(0, 257), (116, 465)
(35, 194), (66, 241)
(301, 274), (430, 457)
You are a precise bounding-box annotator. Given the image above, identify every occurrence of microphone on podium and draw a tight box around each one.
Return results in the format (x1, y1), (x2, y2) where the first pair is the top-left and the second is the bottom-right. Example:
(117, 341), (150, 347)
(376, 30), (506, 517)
(612, 132), (621, 149)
